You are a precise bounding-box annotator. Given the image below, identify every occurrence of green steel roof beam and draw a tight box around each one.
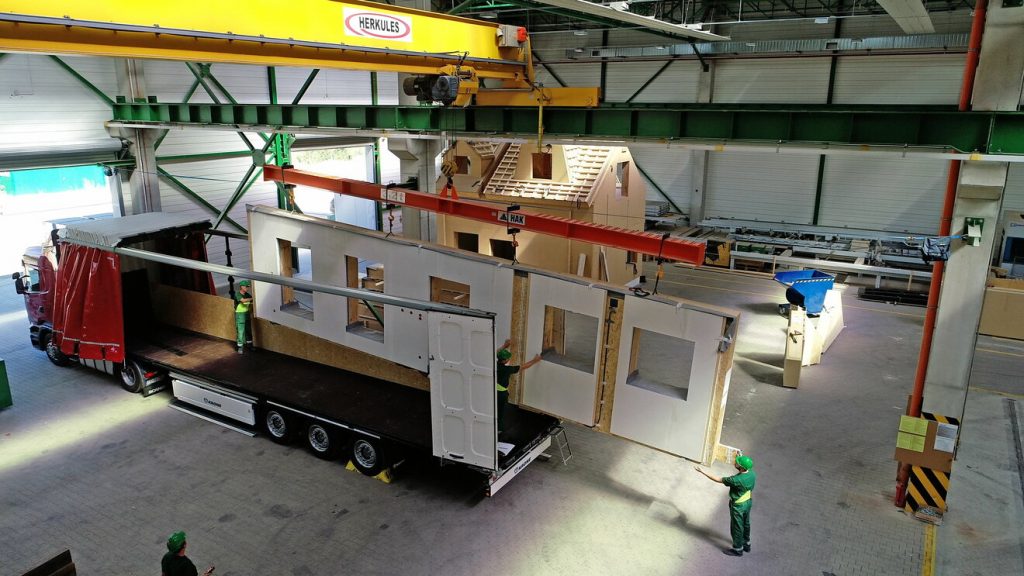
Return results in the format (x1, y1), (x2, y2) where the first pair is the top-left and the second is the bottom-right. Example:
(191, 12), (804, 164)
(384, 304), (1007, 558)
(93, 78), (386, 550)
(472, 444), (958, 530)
(108, 102), (1024, 156)
(211, 163), (260, 232)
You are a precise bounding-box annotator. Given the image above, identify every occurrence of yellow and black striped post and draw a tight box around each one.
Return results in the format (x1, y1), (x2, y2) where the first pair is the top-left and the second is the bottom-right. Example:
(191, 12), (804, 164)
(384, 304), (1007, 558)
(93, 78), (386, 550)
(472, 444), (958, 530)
(904, 412), (960, 514)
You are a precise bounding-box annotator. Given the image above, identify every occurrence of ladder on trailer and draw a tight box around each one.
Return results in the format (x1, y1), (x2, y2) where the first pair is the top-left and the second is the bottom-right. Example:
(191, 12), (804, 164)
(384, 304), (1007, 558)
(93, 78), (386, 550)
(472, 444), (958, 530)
(551, 425), (572, 465)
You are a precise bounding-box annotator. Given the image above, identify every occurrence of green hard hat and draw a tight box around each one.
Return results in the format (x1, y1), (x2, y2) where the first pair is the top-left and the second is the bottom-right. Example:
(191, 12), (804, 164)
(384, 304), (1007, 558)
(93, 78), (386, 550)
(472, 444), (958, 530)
(736, 455), (754, 471)
(167, 531), (187, 553)
(238, 280), (251, 287)
(497, 348), (512, 361)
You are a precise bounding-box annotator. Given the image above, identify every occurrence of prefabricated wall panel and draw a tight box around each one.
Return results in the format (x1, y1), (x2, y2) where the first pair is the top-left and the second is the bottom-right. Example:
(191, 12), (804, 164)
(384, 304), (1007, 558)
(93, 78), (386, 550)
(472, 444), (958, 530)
(522, 274), (606, 426)
(248, 207), (739, 462)
(817, 156), (949, 233)
(610, 294), (730, 460)
(249, 207), (515, 372)
(705, 151), (819, 224)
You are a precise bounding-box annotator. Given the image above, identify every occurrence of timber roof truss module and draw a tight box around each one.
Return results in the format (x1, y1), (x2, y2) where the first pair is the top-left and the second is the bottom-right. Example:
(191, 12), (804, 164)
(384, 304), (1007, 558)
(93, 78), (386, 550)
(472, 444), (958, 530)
(481, 143), (614, 204)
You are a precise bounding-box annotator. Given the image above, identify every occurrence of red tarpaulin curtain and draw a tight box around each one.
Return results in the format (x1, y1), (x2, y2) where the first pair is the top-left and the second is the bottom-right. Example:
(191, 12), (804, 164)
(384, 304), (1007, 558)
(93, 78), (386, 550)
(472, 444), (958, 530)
(155, 232), (216, 295)
(51, 245), (125, 362)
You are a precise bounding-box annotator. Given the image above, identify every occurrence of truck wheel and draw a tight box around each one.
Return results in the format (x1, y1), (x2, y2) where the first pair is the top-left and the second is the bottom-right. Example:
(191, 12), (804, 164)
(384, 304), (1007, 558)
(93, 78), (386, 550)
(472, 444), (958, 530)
(306, 423), (344, 460)
(42, 333), (74, 367)
(263, 407), (297, 445)
(351, 437), (386, 476)
(119, 360), (145, 393)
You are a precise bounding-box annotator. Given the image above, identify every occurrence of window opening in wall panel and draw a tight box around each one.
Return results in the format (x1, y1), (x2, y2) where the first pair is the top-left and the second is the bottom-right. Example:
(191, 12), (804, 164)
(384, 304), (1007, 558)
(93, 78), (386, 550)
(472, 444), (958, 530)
(541, 306), (599, 374)
(490, 239), (516, 260)
(615, 161), (629, 198)
(455, 232), (479, 253)
(430, 276), (471, 308)
(626, 328), (694, 401)
(278, 239), (314, 320)
(346, 255), (384, 342)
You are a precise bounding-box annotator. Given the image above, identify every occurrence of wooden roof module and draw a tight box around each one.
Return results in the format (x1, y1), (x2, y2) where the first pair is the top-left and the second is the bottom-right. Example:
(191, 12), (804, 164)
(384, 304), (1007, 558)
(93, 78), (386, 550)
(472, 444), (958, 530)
(480, 143), (616, 204)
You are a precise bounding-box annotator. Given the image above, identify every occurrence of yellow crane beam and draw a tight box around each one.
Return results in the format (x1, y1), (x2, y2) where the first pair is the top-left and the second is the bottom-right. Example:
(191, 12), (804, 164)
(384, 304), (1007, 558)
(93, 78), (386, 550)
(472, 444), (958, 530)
(0, 0), (599, 106)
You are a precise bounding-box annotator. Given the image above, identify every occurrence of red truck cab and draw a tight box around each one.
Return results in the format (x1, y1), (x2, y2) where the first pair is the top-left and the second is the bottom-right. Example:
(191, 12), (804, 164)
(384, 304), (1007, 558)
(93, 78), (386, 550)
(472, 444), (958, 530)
(11, 231), (70, 365)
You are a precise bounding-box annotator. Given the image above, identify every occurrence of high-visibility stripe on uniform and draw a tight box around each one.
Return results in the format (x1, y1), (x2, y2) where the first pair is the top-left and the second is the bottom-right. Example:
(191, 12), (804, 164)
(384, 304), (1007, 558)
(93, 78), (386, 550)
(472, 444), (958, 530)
(496, 383), (508, 392)
(735, 490), (751, 504)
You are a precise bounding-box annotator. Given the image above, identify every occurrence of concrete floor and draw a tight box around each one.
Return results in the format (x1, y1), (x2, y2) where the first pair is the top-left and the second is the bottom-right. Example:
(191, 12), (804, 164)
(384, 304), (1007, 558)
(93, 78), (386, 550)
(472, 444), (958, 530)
(0, 264), (1021, 576)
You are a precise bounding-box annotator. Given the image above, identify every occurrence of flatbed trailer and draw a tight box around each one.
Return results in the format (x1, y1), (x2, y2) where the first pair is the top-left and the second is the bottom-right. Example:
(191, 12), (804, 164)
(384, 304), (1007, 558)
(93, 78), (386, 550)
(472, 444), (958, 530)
(132, 324), (558, 478)
(15, 212), (562, 495)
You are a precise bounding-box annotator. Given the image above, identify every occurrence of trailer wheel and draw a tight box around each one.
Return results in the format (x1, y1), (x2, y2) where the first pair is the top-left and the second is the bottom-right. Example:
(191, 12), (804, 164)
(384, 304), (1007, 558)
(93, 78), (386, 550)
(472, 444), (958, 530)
(42, 332), (74, 367)
(351, 437), (386, 476)
(119, 360), (145, 393)
(263, 407), (297, 444)
(306, 423), (344, 460)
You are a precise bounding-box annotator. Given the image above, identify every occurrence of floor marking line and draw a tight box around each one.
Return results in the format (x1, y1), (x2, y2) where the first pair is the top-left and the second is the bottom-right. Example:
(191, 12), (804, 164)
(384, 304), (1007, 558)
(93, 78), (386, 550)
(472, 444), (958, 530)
(921, 523), (936, 576)
(976, 347), (1024, 358)
(970, 386), (1024, 400)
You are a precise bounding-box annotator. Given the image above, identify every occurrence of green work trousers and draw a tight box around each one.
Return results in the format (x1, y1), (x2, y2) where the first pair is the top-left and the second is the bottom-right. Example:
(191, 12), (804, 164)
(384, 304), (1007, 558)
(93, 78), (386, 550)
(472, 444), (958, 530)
(235, 311), (251, 348)
(729, 501), (751, 551)
(497, 390), (509, 433)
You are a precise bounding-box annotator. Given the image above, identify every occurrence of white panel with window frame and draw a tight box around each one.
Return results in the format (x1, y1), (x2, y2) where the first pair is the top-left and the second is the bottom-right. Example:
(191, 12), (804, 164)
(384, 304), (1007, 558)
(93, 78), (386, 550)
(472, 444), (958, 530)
(610, 294), (727, 460)
(522, 273), (605, 426)
(277, 239), (315, 321)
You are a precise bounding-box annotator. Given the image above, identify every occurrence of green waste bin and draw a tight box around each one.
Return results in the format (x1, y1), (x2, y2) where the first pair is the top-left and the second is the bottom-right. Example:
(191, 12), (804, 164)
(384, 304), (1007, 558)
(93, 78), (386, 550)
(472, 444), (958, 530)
(0, 359), (11, 409)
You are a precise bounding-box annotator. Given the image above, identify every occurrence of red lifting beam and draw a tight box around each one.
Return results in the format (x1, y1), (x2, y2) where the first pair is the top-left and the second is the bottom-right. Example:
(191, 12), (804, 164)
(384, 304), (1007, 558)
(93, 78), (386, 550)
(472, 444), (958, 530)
(264, 165), (706, 265)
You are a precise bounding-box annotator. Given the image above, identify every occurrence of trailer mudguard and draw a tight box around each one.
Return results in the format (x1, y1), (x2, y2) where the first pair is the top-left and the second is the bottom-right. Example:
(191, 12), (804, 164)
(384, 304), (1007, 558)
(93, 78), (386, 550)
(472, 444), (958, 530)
(51, 244), (126, 362)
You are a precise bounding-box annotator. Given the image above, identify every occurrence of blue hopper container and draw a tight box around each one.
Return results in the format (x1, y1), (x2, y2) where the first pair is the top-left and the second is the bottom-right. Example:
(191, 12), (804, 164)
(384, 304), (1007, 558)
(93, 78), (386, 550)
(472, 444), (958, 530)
(773, 269), (835, 315)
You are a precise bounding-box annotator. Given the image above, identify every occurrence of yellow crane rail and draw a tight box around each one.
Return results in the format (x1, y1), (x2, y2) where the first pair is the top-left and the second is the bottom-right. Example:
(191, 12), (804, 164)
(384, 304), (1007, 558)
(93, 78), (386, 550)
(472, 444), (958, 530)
(0, 0), (598, 106)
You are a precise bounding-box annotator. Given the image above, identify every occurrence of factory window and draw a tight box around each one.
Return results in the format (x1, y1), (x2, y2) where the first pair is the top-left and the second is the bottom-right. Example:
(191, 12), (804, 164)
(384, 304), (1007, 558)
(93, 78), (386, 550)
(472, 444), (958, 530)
(615, 161), (630, 198)
(455, 232), (479, 253)
(278, 239), (314, 320)
(626, 328), (694, 401)
(490, 239), (516, 260)
(541, 306), (599, 374)
(430, 276), (471, 308)
(346, 255), (384, 342)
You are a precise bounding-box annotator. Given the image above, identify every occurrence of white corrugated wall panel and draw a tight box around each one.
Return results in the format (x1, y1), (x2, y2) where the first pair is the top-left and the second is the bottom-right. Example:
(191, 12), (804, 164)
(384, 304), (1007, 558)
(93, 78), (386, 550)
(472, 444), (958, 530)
(630, 147), (694, 212)
(717, 20), (837, 41)
(0, 54), (118, 155)
(604, 61), (702, 103)
(535, 63), (602, 89)
(712, 57), (830, 104)
(1004, 165), (1024, 213)
(817, 156), (948, 233)
(832, 55), (964, 105)
(705, 152), (819, 224)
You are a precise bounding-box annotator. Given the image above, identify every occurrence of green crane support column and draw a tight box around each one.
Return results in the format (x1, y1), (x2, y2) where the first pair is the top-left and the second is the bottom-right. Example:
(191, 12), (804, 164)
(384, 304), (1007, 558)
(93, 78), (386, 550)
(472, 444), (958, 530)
(267, 66), (295, 211)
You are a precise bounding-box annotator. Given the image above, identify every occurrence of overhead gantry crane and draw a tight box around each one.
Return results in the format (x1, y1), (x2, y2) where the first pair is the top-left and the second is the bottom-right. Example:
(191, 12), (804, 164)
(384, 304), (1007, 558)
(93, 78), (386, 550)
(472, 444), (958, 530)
(0, 0), (599, 107)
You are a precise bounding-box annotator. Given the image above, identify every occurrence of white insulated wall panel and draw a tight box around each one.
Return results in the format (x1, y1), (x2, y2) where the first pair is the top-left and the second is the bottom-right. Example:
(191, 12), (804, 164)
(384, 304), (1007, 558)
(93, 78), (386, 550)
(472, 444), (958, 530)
(604, 61), (702, 103)
(717, 20), (838, 41)
(522, 274), (605, 426)
(817, 156), (949, 233)
(1004, 164), (1024, 213)
(832, 55), (964, 105)
(705, 151), (819, 224)
(630, 146), (694, 211)
(0, 54), (119, 156)
(712, 57), (830, 104)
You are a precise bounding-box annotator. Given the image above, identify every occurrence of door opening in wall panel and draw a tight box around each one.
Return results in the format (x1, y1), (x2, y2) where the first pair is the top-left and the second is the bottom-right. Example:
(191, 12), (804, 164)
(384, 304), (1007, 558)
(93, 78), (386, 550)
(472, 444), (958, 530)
(541, 306), (599, 374)
(626, 328), (694, 400)
(430, 276), (471, 308)
(615, 161), (629, 198)
(346, 255), (384, 342)
(277, 239), (314, 320)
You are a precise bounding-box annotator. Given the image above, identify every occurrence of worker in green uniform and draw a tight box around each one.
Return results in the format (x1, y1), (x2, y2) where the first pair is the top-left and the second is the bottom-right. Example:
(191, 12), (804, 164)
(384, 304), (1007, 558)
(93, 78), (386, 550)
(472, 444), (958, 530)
(233, 280), (253, 354)
(161, 531), (214, 576)
(496, 338), (541, 436)
(695, 454), (756, 556)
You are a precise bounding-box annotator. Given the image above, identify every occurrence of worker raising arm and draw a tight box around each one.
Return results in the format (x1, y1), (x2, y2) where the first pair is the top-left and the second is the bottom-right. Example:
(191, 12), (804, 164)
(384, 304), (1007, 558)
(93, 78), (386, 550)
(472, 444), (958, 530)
(695, 454), (756, 557)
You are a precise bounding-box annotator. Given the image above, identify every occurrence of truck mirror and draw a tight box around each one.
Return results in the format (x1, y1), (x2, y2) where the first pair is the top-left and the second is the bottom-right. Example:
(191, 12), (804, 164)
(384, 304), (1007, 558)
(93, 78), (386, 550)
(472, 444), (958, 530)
(12, 273), (25, 295)
(9, 272), (18, 280)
